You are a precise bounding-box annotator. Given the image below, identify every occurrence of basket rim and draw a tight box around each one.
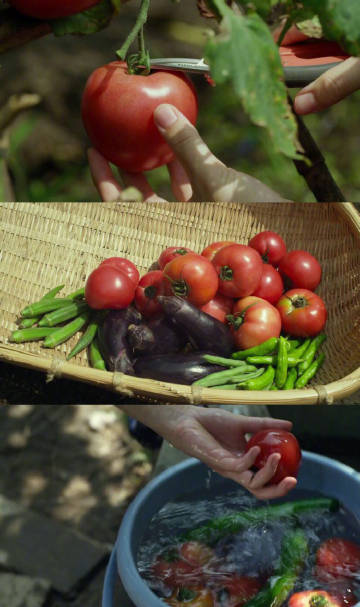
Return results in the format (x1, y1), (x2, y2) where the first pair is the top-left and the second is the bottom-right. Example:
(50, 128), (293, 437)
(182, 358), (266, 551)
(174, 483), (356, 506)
(1, 343), (359, 405)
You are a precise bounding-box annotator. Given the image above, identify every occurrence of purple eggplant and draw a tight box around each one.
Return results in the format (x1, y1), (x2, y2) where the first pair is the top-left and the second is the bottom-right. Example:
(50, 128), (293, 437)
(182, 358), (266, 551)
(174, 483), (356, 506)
(134, 352), (224, 385)
(127, 316), (187, 356)
(157, 296), (235, 357)
(97, 307), (142, 374)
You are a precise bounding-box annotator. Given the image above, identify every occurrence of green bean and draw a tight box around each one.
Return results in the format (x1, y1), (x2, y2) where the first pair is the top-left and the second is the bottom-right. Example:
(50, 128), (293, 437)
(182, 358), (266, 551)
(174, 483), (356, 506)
(246, 355), (302, 368)
(18, 284), (66, 328)
(232, 337), (279, 360)
(10, 327), (56, 343)
(203, 355), (248, 368)
(275, 336), (288, 388)
(229, 368), (265, 384)
(66, 319), (98, 361)
(21, 298), (74, 318)
(89, 337), (106, 371)
(43, 312), (90, 348)
(209, 384), (239, 390)
(39, 301), (89, 327)
(240, 365), (275, 390)
(283, 367), (297, 390)
(297, 334), (327, 374)
(193, 365), (257, 388)
(295, 353), (326, 389)
(291, 338), (311, 360)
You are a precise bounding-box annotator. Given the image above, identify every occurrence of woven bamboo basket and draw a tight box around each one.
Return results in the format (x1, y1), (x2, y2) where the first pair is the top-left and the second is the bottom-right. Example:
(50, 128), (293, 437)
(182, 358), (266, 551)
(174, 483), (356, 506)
(0, 202), (359, 405)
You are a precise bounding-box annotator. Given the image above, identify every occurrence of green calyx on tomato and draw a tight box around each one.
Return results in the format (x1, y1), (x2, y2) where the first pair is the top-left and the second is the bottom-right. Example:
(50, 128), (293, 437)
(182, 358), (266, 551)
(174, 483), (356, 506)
(287, 295), (309, 309)
(169, 278), (190, 298)
(219, 265), (234, 281)
(144, 285), (157, 299)
(177, 588), (197, 602)
(309, 597), (329, 607)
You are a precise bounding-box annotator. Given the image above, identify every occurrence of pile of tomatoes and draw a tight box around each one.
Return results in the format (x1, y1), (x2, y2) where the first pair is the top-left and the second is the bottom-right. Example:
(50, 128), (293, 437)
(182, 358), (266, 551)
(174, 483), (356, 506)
(85, 230), (327, 352)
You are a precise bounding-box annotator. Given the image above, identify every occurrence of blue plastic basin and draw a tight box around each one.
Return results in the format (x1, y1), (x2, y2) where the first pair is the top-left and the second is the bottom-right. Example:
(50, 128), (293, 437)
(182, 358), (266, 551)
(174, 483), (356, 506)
(103, 451), (360, 607)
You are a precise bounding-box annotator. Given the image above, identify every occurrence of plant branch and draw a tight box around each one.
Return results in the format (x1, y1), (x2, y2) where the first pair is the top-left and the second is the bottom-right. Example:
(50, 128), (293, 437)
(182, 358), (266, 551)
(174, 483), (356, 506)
(0, 94), (41, 132)
(116, 0), (150, 60)
(289, 98), (346, 202)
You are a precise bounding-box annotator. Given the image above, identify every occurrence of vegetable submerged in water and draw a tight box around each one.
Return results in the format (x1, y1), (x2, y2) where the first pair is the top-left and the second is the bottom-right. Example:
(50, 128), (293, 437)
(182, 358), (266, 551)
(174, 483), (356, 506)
(134, 352), (224, 385)
(97, 307), (142, 374)
(157, 296), (235, 357)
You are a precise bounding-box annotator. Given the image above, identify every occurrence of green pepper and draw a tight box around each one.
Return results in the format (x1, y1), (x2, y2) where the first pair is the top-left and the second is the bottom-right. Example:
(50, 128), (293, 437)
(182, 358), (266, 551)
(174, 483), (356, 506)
(240, 365), (275, 390)
(246, 356), (303, 368)
(297, 334), (326, 374)
(283, 367), (297, 390)
(275, 336), (288, 388)
(295, 353), (326, 388)
(231, 338), (279, 360)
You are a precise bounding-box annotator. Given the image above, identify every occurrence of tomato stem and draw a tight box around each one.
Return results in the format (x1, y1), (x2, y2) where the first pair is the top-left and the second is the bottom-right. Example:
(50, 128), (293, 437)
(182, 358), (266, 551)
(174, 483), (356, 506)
(116, 0), (150, 72)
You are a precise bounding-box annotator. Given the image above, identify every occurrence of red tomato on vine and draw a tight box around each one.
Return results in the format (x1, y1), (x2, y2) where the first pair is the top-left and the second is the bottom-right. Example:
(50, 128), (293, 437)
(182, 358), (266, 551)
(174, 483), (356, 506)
(9, 0), (101, 19)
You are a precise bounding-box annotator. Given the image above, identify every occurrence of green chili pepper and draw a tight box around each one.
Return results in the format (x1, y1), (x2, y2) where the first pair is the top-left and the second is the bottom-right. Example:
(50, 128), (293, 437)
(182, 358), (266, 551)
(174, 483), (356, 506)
(285, 339), (300, 352)
(283, 367), (297, 390)
(231, 338), (279, 360)
(297, 334), (327, 374)
(43, 312), (90, 348)
(39, 301), (89, 327)
(240, 365), (275, 390)
(295, 353), (326, 388)
(89, 337), (106, 370)
(291, 338), (311, 360)
(275, 336), (288, 388)
(203, 355), (248, 368)
(10, 327), (56, 343)
(66, 319), (99, 361)
(193, 365), (257, 388)
(246, 355), (302, 368)
(269, 384), (279, 391)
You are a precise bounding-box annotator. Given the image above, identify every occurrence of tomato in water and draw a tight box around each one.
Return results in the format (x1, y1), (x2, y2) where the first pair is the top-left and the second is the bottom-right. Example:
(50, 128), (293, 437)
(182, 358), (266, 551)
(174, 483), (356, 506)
(230, 296), (281, 350)
(248, 231), (287, 266)
(9, 0), (101, 19)
(252, 263), (284, 304)
(215, 575), (262, 607)
(167, 587), (214, 607)
(276, 288), (327, 338)
(245, 429), (301, 484)
(316, 538), (360, 581)
(82, 62), (198, 173)
(164, 253), (218, 307)
(288, 590), (342, 607)
(200, 293), (233, 324)
(152, 549), (202, 589)
(278, 250), (322, 291)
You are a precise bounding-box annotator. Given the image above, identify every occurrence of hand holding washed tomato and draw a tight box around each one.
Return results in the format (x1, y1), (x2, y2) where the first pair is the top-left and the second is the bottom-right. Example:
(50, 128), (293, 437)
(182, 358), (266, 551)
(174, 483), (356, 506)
(229, 296), (281, 350)
(277, 289), (327, 337)
(248, 231), (287, 266)
(82, 63), (198, 173)
(278, 250), (322, 290)
(245, 429), (301, 484)
(9, 0), (101, 18)
(164, 253), (218, 306)
(213, 245), (263, 298)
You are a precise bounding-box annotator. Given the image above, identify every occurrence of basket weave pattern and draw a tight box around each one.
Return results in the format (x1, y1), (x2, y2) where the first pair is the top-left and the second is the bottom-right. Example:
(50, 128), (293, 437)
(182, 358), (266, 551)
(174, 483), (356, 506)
(0, 202), (359, 404)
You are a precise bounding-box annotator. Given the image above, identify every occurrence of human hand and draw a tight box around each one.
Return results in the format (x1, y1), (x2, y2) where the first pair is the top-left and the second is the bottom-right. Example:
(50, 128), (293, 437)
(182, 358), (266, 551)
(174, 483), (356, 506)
(120, 405), (297, 500)
(88, 104), (288, 203)
(294, 57), (360, 115)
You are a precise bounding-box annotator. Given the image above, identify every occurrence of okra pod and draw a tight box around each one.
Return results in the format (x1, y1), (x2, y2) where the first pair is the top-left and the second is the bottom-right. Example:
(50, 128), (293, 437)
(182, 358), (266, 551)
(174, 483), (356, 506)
(89, 337), (106, 370)
(295, 353), (326, 388)
(181, 497), (338, 544)
(203, 355), (248, 368)
(246, 356), (303, 368)
(39, 301), (89, 327)
(297, 334), (327, 374)
(232, 338), (278, 360)
(10, 327), (56, 343)
(66, 287), (85, 300)
(43, 312), (90, 348)
(193, 364), (257, 388)
(283, 367), (297, 390)
(240, 365), (275, 390)
(21, 298), (74, 318)
(275, 336), (288, 388)
(66, 319), (98, 361)
(19, 284), (66, 328)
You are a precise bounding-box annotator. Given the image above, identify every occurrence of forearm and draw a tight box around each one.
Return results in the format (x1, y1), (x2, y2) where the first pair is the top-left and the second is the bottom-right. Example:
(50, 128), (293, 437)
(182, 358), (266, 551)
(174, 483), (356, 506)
(116, 404), (193, 435)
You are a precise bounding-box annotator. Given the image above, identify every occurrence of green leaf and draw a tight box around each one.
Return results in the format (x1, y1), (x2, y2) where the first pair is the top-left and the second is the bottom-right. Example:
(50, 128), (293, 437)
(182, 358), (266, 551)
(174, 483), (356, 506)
(204, 10), (302, 159)
(51, 0), (115, 36)
(303, 0), (360, 56)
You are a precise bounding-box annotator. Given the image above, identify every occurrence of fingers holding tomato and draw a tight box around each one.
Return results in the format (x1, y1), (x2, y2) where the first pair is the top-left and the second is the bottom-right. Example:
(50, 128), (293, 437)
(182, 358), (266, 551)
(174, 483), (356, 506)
(245, 429), (301, 485)
(276, 289), (327, 337)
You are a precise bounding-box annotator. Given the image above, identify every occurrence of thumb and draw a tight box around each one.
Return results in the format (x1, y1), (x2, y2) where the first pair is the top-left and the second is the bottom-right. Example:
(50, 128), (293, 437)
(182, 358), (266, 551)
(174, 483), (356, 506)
(153, 103), (222, 185)
(294, 57), (360, 114)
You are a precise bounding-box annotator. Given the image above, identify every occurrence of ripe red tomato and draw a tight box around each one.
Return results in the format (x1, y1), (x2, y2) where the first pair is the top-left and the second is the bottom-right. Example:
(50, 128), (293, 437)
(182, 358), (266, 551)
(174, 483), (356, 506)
(158, 246), (196, 270)
(201, 241), (237, 262)
(288, 590), (341, 607)
(134, 270), (166, 318)
(9, 0), (101, 19)
(278, 250), (322, 291)
(200, 293), (233, 324)
(82, 62), (198, 173)
(248, 231), (287, 266)
(325, 583), (358, 607)
(245, 429), (301, 484)
(316, 538), (360, 580)
(215, 575), (261, 607)
(179, 542), (214, 568)
(152, 550), (201, 588)
(276, 288), (327, 337)
(167, 587), (214, 607)
(230, 296), (281, 350)
(212, 244), (263, 298)
(252, 264), (284, 304)
(99, 257), (139, 287)
(164, 253), (218, 307)
(85, 265), (135, 310)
